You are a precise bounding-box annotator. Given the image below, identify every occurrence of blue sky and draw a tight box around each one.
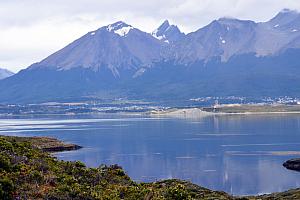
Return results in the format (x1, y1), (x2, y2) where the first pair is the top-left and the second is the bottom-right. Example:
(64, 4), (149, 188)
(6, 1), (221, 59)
(1, 0), (300, 72)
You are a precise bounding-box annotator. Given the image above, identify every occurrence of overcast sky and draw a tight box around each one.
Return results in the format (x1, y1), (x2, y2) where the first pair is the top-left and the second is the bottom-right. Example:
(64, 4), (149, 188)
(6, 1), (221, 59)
(1, 0), (300, 72)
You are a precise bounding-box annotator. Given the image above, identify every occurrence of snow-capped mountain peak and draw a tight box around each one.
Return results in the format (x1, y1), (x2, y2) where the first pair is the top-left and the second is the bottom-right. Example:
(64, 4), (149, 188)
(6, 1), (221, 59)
(106, 21), (133, 36)
(3, 10), (300, 103)
(152, 20), (184, 43)
(29, 20), (164, 73)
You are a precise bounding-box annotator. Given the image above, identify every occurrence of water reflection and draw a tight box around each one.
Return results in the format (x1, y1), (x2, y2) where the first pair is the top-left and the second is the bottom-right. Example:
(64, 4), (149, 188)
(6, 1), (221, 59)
(1, 114), (300, 195)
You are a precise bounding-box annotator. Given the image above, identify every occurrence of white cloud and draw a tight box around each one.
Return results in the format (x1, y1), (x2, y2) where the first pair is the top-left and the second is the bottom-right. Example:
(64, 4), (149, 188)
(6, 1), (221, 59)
(0, 0), (299, 72)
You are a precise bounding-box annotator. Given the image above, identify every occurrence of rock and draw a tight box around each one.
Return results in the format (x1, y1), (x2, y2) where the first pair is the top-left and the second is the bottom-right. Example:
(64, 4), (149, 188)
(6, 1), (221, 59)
(41, 144), (82, 152)
(283, 158), (300, 171)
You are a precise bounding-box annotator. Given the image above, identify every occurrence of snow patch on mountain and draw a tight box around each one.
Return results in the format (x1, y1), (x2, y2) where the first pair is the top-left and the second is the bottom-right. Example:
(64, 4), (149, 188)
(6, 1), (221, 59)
(107, 21), (133, 37)
(152, 29), (168, 42)
(133, 68), (146, 78)
(152, 30), (165, 40)
(114, 26), (133, 36)
(219, 36), (226, 44)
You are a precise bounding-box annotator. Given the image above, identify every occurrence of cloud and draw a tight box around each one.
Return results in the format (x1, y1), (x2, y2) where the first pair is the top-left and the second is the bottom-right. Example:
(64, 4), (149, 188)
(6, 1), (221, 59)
(0, 0), (299, 72)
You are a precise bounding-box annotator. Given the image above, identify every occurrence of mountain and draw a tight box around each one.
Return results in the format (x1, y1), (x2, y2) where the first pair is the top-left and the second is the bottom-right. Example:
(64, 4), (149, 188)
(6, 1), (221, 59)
(0, 9), (300, 103)
(267, 9), (300, 30)
(31, 21), (166, 77)
(173, 9), (300, 63)
(173, 18), (257, 63)
(151, 20), (185, 43)
(254, 9), (300, 56)
(0, 68), (14, 80)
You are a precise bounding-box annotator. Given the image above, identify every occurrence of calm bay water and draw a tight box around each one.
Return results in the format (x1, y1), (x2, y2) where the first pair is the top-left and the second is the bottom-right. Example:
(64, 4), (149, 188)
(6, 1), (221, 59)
(1, 114), (300, 195)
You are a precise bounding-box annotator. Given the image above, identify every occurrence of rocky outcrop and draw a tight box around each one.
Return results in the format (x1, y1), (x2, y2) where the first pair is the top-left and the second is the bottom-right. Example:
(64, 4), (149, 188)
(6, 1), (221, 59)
(41, 143), (82, 152)
(1, 136), (82, 152)
(283, 158), (300, 171)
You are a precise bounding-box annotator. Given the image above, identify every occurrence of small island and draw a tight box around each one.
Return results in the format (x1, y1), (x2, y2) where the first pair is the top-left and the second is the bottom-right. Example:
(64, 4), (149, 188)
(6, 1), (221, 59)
(1, 135), (300, 199)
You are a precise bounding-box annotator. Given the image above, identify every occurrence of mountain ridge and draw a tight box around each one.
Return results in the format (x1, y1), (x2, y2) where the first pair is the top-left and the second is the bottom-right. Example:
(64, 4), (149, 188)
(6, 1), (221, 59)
(1, 9), (300, 103)
(27, 9), (300, 72)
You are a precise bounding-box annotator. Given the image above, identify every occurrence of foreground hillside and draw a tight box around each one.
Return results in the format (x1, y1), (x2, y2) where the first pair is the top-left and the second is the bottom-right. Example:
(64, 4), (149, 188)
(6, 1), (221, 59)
(0, 136), (300, 199)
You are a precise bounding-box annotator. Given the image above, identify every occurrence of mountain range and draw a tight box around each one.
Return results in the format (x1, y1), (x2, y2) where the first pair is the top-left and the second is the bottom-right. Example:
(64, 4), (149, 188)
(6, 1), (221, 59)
(1, 9), (300, 103)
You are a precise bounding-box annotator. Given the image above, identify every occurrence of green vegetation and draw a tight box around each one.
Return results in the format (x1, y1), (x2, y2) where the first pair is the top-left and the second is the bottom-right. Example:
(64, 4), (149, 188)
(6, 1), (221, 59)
(0, 136), (300, 199)
(1, 136), (81, 152)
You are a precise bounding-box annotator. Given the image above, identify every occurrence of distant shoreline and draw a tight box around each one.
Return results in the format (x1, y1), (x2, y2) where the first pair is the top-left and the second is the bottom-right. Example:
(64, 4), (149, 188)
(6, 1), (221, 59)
(149, 104), (300, 117)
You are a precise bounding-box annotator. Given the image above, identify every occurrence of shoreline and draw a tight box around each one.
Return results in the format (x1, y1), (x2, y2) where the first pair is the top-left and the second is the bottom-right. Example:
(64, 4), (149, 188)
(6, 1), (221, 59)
(3, 104), (300, 118)
(0, 135), (82, 152)
(149, 105), (300, 118)
(1, 135), (300, 199)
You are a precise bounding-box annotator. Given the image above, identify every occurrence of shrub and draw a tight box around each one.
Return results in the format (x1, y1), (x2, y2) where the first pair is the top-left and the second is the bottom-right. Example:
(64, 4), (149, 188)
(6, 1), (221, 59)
(0, 177), (14, 200)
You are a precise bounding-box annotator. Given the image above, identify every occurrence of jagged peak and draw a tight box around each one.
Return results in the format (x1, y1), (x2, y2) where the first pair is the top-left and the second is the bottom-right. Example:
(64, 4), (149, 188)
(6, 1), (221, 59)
(151, 20), (183, 43)
(159, 20), (171, 30)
